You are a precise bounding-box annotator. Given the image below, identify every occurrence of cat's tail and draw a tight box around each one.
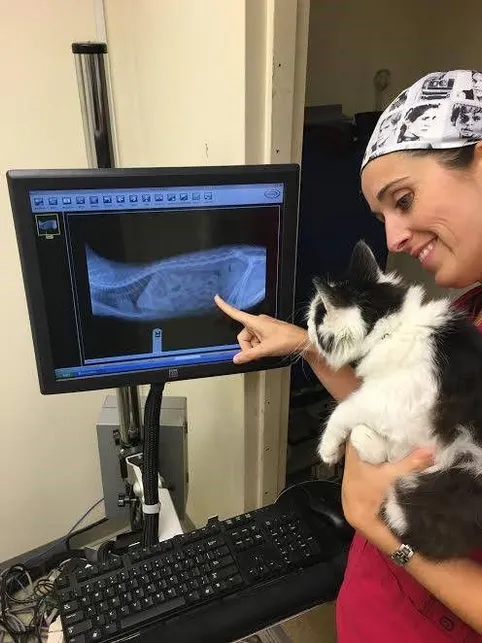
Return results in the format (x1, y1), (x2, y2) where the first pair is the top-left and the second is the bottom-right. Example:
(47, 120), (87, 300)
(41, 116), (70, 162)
(381, 460), (482, 560)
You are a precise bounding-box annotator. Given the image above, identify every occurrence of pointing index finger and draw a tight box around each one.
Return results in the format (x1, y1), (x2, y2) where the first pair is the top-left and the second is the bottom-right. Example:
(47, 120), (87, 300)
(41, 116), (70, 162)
(214, 294), (256, 326)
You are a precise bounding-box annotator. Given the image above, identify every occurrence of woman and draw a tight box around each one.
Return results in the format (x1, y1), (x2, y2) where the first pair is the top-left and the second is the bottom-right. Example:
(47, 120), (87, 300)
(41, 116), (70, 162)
(215, 70), (482, 641)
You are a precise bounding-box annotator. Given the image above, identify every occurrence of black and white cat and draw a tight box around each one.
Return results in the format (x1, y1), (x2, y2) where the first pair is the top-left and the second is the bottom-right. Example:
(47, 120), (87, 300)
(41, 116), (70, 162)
(307, 240), (482, 561)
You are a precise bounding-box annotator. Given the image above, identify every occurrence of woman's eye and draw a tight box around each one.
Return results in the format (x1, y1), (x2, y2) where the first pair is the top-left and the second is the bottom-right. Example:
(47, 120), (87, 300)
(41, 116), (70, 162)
(396, 193), (413, 211)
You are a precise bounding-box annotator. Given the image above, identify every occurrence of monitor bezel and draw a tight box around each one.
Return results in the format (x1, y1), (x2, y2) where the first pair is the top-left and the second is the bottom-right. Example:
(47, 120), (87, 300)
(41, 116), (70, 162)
(7, 164), (300, 395)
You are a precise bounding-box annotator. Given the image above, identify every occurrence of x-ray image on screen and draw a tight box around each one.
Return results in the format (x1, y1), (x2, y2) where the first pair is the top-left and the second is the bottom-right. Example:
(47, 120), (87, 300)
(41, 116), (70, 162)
(86, 244), (267, 321)
(65, 205), (279, 362)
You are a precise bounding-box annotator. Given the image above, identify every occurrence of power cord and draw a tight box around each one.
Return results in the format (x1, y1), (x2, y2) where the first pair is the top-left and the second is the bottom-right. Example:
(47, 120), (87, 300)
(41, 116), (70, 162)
(22, 498), (104, 570)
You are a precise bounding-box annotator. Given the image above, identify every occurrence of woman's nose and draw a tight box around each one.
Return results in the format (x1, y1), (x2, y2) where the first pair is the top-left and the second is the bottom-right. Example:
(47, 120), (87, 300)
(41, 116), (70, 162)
(385, 217), (412, 252)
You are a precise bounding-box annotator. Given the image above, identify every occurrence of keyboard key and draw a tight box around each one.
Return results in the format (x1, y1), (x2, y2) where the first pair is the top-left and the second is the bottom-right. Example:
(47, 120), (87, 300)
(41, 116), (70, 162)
(206, 536), (224, 549)
(88, 629), (102, 642)
(153, 592), (165, 604)
(62, 601), (78, 613)
(225, 574), (243, 588)
(75, 570), (88, 582)
(216, 545), (230, 556)
(94, 579), (107, 591)
(141, 596), (154, 609)
(58, 589), (73, 602)
(68, 635), (85, 643)
(186, 591), (201, 603)
(66, 620), (92, 638)
(121, 597), (185, 628)
(64, 611), (85, 626)
(201, 586), (214, 598)
(104, 623), (119, 636)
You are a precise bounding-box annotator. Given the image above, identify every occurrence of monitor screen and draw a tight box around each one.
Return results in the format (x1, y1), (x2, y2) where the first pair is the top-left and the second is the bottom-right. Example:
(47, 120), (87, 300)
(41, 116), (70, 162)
(7, 165), (299, 394)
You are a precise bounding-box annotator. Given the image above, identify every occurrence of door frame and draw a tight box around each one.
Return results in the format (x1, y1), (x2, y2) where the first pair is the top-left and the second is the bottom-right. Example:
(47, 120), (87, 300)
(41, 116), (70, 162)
(244, 0), (311, 510)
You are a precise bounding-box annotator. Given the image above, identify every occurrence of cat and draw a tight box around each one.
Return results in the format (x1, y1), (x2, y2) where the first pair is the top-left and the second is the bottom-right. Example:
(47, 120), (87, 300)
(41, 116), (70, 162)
(307, 240), (482, 561)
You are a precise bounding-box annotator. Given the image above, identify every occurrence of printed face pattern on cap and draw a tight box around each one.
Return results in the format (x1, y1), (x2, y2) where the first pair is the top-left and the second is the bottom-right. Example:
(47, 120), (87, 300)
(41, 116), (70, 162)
(361, 70), (482, 171)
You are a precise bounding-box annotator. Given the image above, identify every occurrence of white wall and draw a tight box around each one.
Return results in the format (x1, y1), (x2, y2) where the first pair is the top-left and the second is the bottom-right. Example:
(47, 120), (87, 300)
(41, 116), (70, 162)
(1, 0), (292, 562)
(0, 1), (106, 561)
(103, 0), (250, 528)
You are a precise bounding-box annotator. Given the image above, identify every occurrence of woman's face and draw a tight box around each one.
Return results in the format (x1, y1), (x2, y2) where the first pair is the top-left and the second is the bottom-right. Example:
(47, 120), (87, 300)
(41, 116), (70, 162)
(361, 146), (482, 288)
(406, 107), (438, 138)
(454, 106), (482, 138)
(473, 73), (482, 100)
(378, 117), (397, 146)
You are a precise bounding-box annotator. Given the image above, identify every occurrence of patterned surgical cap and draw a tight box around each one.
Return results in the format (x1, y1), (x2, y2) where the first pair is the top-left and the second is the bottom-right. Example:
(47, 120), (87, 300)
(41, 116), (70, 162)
(361, 70), (482, 171)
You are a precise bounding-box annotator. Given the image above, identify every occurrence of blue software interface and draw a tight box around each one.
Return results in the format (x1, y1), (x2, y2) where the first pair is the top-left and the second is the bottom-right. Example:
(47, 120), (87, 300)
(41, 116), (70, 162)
(29, 183), (283, 381)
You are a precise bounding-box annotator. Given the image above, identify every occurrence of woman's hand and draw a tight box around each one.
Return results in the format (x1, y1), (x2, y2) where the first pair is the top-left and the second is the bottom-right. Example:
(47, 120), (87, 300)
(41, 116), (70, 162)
(214, 295), (310, 364)
(341, 441), (434, 553)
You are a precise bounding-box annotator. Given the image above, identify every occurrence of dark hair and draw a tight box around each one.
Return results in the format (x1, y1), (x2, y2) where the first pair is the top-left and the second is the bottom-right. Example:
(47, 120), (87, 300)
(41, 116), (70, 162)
(405, 103), (439, 122)
(406, 144), (477, 170)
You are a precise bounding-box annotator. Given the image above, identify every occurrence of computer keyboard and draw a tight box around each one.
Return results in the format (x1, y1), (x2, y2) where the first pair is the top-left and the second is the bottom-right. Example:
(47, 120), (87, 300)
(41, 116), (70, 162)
(55, 499), (351, 643)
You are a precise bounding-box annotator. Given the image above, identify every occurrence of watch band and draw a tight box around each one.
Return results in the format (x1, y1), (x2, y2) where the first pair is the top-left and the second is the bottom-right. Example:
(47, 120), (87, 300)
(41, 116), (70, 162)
(390, 543), (415, 566)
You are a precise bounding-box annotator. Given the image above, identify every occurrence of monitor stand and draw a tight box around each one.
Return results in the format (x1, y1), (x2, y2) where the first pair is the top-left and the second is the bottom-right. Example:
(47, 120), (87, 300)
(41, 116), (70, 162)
(124, 452), (183, 542)
(96, 394), (189, 551)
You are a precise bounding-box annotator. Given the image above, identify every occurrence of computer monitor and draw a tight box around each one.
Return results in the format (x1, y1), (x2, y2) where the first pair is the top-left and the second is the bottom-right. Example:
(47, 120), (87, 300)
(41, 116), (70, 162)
(7, 164), (299, 394)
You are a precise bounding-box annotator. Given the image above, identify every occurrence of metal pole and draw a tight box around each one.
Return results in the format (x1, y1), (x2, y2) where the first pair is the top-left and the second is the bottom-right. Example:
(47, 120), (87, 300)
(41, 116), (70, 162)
(72, 41), (142, 445)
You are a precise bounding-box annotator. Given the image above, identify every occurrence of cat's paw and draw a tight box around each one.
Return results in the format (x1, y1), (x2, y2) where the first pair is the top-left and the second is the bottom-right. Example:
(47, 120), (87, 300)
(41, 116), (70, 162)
(318, 434), (346, 466)
(350, 424), (387, 464)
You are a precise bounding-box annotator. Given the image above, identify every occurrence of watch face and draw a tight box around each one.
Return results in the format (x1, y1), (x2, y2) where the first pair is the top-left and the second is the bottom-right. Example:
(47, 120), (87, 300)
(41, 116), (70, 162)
(391, 544), (414, 566)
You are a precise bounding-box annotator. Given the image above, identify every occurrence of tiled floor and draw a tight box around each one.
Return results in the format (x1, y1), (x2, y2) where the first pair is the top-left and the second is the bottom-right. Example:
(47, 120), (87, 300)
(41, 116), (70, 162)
(282, 602), (337, 643)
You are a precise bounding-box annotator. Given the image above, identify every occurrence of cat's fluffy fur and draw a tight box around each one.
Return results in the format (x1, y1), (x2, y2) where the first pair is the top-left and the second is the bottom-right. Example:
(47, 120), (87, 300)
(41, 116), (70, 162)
(307, 240), (482, 561)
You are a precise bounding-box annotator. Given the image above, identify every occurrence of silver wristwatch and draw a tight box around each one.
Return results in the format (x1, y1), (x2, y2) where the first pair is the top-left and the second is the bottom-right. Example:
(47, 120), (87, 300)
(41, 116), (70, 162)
(390, 543), (415, 567)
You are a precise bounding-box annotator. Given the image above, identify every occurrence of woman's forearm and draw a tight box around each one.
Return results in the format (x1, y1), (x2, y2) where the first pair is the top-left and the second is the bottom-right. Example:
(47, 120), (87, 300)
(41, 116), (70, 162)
(365, 522), (482, 634)
(304, 347), (361, 402)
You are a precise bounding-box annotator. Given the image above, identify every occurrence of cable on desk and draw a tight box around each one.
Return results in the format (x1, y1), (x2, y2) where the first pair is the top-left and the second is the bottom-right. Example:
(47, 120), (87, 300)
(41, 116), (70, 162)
(0, 562), (61, 643)
(23, 498), (104, 569)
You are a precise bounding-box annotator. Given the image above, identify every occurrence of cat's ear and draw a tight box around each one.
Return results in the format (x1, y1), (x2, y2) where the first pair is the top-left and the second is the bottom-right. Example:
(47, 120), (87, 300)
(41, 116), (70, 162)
(313, 276), (334, 309)
(348, 240), (381, 282)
